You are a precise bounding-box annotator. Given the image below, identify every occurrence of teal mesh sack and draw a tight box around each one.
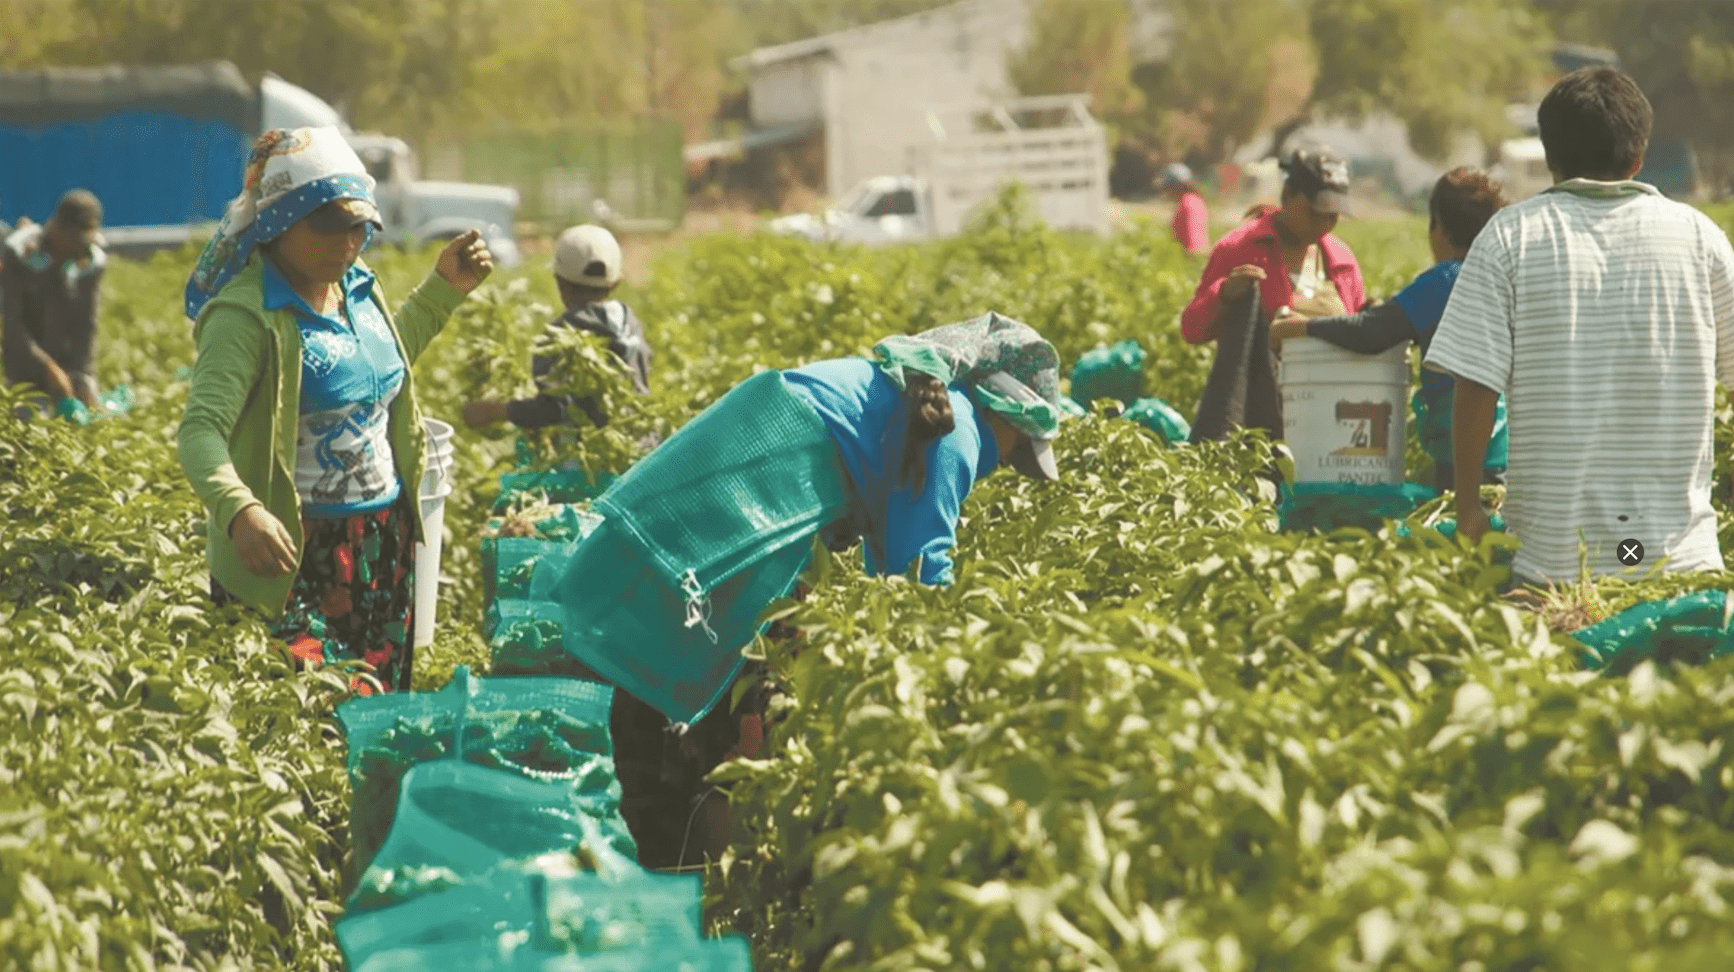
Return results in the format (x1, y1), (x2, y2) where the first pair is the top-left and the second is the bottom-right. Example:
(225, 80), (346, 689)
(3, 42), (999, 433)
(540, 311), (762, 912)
(1278, 481), (1439, 533)
(484, 540), (583, 609)
(349, 762), (634, 912)
(339, 850), (646, 968)
(1412, 388), (1508, 475)
(355, 937), (754, 972)
(488, 599), (605, 681)
(341, 871), (544, 972)
(495, 468), (618, 514)
(1120, 397), (1191, 445)
(1395, 512), (1507, 539)
(1069, 340), (1146, 408)
(533, 870), (703, 953)
(1572, 590), (1734, 675)
(338, 669), (624, 882)
(553, 371), (849, 725)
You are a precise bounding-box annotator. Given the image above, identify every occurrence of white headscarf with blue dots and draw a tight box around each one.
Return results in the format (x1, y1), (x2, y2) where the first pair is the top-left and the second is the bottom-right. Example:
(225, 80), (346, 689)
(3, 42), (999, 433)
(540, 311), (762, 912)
(184, 126), (377, 321)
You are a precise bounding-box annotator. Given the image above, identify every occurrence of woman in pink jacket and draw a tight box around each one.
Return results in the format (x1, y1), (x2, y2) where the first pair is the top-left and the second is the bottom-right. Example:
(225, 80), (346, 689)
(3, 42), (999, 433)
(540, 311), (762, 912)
(1161, 163), (1210, 256)
(1180, 148), (1366, 346)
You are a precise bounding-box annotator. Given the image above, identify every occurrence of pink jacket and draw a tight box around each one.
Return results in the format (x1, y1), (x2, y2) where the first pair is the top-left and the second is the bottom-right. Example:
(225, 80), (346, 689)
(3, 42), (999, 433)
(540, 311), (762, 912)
(1179, 212), (1365, 345)
(1172, 191), (1209, 255)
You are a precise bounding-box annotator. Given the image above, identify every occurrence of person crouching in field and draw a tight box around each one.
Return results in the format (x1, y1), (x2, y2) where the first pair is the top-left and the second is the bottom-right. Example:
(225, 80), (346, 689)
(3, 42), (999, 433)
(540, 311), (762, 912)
(461, 223), (652, 434)
(1426, 67), (1734, 587)
(548, 313), (1065, 869)
(178, 126), (493, 695)
(1272, 167), (1512, 491)
(3, 190), (106, 418)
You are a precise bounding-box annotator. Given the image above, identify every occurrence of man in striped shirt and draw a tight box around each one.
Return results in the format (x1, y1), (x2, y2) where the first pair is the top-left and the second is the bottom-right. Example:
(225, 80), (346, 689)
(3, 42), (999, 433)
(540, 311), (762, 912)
(1426, 67), (1734, 586)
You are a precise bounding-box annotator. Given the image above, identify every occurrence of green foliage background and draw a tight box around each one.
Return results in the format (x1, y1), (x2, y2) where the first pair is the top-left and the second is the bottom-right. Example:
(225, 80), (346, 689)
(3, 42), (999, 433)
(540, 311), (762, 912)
(5, 191), (1734, 969)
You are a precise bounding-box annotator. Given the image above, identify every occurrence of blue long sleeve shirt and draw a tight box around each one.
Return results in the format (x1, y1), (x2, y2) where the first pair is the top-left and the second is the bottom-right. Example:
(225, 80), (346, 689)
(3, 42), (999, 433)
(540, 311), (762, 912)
(783, 358), (999, 586)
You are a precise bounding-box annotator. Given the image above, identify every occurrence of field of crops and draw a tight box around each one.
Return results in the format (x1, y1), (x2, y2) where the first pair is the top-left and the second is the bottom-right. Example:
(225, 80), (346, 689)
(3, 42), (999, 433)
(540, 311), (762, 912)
(8, 191), (1734, 971)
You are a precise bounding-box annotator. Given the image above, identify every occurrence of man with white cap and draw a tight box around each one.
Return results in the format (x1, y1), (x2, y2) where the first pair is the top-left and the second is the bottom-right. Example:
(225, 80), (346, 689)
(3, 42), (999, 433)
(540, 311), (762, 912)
(1159, 162), (1210, 256)
(463, 223), (652, 431)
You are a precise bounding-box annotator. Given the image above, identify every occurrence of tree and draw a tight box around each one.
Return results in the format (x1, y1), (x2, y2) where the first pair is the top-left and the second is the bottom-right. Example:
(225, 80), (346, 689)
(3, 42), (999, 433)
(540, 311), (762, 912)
(1007, 0), (1146, 139)
(1293, 0), (1549, 162)
(1565, 0), (1734, 193)
(1128, 0), (1303, 167)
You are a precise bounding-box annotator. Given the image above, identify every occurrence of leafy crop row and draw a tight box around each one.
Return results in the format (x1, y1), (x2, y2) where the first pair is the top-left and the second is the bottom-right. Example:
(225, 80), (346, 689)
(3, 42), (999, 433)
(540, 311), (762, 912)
(5, 189), (1734, 969)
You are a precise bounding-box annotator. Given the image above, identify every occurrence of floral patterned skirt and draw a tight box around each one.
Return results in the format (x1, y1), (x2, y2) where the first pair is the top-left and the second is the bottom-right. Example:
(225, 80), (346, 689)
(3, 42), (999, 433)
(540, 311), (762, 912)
(213, 495), (417, 695)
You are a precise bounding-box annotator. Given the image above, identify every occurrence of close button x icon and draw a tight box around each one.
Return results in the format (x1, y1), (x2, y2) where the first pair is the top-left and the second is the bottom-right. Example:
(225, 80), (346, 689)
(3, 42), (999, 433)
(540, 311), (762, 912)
(1618, 539), (1645, 566)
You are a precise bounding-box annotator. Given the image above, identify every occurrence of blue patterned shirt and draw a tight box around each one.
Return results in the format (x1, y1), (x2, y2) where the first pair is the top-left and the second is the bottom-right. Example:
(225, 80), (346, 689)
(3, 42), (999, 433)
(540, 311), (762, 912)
(263, 260), (406, 518)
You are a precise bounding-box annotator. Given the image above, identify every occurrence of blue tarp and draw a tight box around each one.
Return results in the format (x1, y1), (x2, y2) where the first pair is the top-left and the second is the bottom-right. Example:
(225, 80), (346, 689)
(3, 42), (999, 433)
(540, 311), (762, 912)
(0, 112), (246, 227)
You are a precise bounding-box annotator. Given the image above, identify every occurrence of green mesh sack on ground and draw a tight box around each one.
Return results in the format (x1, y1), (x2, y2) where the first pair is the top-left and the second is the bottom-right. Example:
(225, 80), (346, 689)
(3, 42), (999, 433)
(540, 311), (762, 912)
(1572, 590), (1734, 675)
(532, 870), (703, 954)
(1412, 389), (1508, 477)
(354, 937), (754, 972)
(487, 600), (607, 684)
(348, 761), (635, 913)
(341, 841), (647, 967)
(338, 669), (625, 882)
(1120, 397), (1191, 445)
(487, 599), (567, 659)
(483, 540), (583, 610)
(553, 371), (849, 725)
(1069, 340), (1147, 408)
(1278, 481), (1439, 533)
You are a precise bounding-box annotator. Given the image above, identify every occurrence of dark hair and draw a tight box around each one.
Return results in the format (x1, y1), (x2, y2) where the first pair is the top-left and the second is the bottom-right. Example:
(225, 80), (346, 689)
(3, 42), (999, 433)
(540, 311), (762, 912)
(1243, 203), (1279, 222)
(52, 189), (102, 230)
(901, 372), (955, 493)
(1429, 167), (1507, 250)
(1537, 67), (1652, 181)
(557, 276), (615, 305)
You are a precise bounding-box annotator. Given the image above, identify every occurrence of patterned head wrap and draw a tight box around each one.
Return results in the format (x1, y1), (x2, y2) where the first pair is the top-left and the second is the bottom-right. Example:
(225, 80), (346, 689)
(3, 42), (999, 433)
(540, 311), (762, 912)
(872, 313), (1064, 480)
(184, 126), (379, 321)
(872, 312), (1063, 440)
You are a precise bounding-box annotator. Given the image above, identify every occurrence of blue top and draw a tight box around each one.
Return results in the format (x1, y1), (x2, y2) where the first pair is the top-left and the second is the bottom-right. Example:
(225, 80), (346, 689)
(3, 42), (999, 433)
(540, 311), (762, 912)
(1390, 260), (1460, 403)
(782, 358), (1000, 586)
(1391, 259), (1507, 471)
(263, 260), (407, 517)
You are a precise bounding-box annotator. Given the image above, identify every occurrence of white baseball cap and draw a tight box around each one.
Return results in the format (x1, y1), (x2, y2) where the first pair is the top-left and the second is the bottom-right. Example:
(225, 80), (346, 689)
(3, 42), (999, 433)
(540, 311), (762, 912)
(553, 224), (622, 288)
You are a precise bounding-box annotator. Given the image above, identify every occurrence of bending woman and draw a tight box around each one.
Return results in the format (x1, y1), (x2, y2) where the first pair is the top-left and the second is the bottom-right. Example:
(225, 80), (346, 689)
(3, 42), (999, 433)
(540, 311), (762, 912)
(178, 127), (493, 694)
(549, 312), (1063, 866)
(1272, 167), (1510, 490)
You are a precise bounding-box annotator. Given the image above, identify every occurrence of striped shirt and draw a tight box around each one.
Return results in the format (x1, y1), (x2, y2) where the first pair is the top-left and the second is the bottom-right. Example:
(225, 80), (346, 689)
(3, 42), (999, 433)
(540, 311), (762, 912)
(1424, 179), (1734, 585)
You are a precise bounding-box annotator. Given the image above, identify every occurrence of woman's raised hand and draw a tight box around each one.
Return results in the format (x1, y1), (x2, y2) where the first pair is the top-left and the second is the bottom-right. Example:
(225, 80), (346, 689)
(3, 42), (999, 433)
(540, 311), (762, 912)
(436, 229), (495, 294)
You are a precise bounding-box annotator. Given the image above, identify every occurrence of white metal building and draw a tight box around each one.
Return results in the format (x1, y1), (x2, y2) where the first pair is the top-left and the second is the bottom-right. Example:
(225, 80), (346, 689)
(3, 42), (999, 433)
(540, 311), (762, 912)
(734, 0), (1034, 198)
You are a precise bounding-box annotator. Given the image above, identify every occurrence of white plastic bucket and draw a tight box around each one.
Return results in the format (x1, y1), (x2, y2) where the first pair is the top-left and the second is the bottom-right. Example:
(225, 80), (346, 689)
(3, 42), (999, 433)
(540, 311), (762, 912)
(413, 419), (456, 648)
(1278, 337), (1409, 485)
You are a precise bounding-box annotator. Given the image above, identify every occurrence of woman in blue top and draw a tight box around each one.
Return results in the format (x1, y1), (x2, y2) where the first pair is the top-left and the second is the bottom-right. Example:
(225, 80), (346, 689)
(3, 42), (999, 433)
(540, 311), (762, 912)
(1271, 167), (1510, 490)
(552, 313), (1063, 868)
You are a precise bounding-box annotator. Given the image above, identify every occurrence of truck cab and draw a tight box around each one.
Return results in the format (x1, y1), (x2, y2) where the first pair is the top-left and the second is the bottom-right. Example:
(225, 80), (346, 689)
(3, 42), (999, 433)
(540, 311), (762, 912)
(768, 176), (933, 245)
(263, 75), (522, 267)
(347, 132), (522, 266)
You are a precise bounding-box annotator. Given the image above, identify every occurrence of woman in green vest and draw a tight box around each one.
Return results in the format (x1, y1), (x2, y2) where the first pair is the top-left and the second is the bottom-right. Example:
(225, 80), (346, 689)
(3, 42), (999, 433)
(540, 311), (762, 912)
(177, 127), (493, 694)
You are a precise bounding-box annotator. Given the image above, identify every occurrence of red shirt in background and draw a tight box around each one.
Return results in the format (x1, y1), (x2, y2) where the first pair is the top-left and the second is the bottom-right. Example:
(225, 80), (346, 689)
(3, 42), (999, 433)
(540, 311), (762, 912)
(1179, 211), (1365, 345)
(1172, 190), (1210, 255)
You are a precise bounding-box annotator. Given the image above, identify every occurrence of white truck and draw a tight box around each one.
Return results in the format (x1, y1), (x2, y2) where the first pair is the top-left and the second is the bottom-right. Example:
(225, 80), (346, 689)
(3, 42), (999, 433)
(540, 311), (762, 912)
(769, 94), (1110, 245)
(0, 62), (521, 266)
(261, 74), (522, 266)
